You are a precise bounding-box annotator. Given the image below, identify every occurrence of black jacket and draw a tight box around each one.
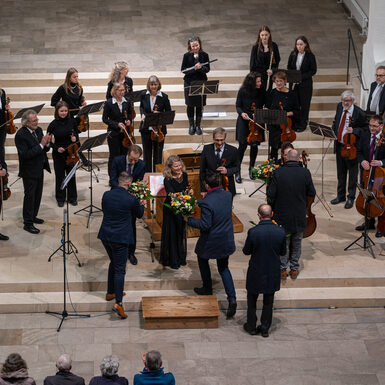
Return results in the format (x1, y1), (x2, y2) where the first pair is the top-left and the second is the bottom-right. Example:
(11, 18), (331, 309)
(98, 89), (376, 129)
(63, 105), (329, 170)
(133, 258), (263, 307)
(249, 42), (280, 74)
(51, 84), (83, 112)
(366, 81), (385, 115)
(0, 89), (6, 125)
(287, 51), (317, 86)
(106, 77), (133, 100)
(102, 98), (132, 137)
(357, 127), (385, 165)
(44, 371), (85, 385)
(181, 51), (210, 84)
(109, 155), (146, 188)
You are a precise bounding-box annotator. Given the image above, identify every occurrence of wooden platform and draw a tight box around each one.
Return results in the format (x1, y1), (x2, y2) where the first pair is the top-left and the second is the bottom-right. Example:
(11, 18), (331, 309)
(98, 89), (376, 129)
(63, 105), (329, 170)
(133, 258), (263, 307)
(142, 295), (220, 330)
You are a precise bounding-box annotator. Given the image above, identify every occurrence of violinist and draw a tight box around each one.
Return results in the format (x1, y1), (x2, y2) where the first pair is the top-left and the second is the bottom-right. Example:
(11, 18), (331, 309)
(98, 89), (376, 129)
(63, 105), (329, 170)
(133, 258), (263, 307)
(0, 88), (10, 167)
(235, 72), (266, 183)
(106, 61), (133, 100)
(47, 101), (79, 207)
(249, 26), (280, 91)
(51, 68), (86, 118)
(0, 159), (9, 240)
(139, 75), (171, 172)
(265, 71), (299, 162)
(355, 115), (385, 236)
(330, 91), (367, 210)
(102, 82), (132, 176)
(181, 36), (210, 136)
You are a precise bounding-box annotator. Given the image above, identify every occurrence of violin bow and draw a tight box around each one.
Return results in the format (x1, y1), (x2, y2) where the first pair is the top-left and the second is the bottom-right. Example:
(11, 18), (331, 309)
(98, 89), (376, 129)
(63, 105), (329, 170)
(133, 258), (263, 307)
(246, 116), (267, 132)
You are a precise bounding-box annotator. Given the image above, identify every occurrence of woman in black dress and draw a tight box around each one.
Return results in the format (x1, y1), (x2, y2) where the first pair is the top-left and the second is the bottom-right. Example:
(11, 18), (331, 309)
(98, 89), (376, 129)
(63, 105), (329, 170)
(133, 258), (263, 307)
(160, 155), (192, 269)
(103, 83), (132, 176)
(106, 61), (133, 99)
(287, 35), (317, 132)
(266, 71), (299, 162)
(47, 101), (79, 207)
(235, 72), (266, 182)
(181, 36), (210, 135)
(51, 68), (86, 117)
(139, 75), (171, 172)
(249, 26), (280, 91)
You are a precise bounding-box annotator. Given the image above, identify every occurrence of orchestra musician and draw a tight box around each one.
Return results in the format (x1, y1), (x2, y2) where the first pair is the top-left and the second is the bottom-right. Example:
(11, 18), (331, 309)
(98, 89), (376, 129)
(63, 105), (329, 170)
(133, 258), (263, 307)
(199, 127), (239, 199)
(330, 91), (367, 209)
(181, 36), (210, 136)
(356, 115), (385, 236)
(0, 88), (10, 167)
(366, 66), (385, 116)
(287, 35), (317, 132)
(106, 61), (133, 100)
(47, 101), (79, 207)
(51, 68), (86, 117)
(249, 26), (280, 91)
(15, 110), (51, 234)
(139, 75), (171, 172)
(235, 72), (266, 183)
(0, 158), (9, 240)
(265, 71), (299, 162)
(102, 82), (132, 177)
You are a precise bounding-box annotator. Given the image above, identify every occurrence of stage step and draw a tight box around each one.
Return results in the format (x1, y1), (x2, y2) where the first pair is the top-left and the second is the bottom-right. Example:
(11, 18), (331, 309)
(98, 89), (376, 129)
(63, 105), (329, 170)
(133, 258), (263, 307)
(142, 295), (220, 329)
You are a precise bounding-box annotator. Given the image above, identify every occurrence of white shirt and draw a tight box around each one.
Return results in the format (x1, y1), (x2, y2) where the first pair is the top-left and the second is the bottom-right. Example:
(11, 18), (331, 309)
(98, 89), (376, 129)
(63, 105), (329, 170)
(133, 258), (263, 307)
(146, 90), (163, 111)
(339, 105), (354, 143)
(296, 53), (305, 70)
(214, 143), (225, 159)
(112, 97), (127, 113)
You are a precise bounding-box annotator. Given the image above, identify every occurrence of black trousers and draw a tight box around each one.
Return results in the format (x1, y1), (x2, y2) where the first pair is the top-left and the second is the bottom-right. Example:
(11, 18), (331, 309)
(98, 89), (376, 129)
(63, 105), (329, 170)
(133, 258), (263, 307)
(247, 291), (275, 331)
(107, 134), (128, 177)
(187, 106), (203, 121)
(22, 175), (44, 225)
(238, 142), (259, 169)
(141, 132), (164, 172)
(0, 129), (5, 167)
(294, 83), (313, 131)
(335, 142), (358, 200)
(128, 216), (137, 255)
(52, 152), (77, 203)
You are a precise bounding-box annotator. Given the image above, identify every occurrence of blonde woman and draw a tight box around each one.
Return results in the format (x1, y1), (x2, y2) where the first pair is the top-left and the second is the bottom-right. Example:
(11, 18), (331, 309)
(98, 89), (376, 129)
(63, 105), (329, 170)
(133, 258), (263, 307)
(106, 61), (133, 99)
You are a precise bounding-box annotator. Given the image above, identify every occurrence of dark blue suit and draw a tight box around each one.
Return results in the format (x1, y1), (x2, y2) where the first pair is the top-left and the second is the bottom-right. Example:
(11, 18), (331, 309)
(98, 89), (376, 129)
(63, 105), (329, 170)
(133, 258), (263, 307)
(188, 187), (236, 301)
(243, 219), (286, 332)
(109, 156), (146, 188)
(98, 187), (144, 302)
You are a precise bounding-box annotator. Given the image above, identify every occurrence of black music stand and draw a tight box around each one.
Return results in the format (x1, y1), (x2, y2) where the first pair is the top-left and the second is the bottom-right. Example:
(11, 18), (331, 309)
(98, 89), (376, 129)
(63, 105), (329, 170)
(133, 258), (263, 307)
(46, 161), (90, 332)
(0, 103), (45, 128)
(126, 89), (146, 104)
(75, 132), (109, 227)
(344, 185), (380, 259)
(188, 80), (220, 151)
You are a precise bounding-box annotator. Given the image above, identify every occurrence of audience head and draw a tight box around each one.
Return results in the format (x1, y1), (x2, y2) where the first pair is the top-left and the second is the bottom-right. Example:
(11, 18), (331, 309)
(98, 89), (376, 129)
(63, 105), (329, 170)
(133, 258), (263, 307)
(2, 353), (28, 373)
(110, 61), (129, 83)
(287, 149), (299, 162)
(340, 90), (355, 110)
(100, 355), (119, 377)
(375, 66), (385, 85)
(204, 170), (220, 190)
(144, 351), (162, 371)
(56, 354), (72, 372)
(21, 110), (38, 130)
(187, 36), (202, 53)
(118, 171), (133, 189)
(127, 145), (142, 165)
(369, 114), (383, 135)
(163, 155), (186, 179)
(258, 204), (273, 220)
(213, 127), (226, 150)
(273, 71), (287, 90)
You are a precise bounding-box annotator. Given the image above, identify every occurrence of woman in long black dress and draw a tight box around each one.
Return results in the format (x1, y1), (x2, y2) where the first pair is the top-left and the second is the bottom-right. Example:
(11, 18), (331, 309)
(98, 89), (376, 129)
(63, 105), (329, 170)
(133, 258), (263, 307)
(287, 35), (317, 132)
(235, 72), (266, 182)
(181, 36), (210, 136)
(47, 101), (79, 207)
(51, 68), (86, 117)
(266, 71), (299, 162)
(160, 155), (192, 269)
(139, 75), (171, 172)
(249, 26), (280, 91)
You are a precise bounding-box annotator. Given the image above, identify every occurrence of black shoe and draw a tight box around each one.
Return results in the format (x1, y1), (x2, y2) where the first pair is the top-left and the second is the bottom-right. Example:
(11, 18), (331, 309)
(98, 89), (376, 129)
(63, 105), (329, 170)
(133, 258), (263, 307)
(375, 231), (383, 238)
(23, 225), (40, 234)
(249, 169), (255, 180)
(256, 325), (269, 338)
(226, 301), (237, 319)
(33, 217), (44, 224)
(330, 197), (346, 205)
(129, 254), (138, 265)
(193, 287), (213, 295)
(195, 126), (202, 135)
(344, 199), (354, 209)
(235, 173), (242, 184)
(188, 125), (195, 135)
(69, 200), (78, 206)
(356, 219), (375, 231)
(0, 233), (9, 241)
(243, 322), (257, 335)
(57, 201), (64, 207)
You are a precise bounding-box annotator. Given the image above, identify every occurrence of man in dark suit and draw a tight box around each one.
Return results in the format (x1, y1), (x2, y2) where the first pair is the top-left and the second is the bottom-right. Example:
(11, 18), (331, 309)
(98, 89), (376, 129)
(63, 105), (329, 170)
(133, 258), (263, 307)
(187, 171), (237, 319)
(356, 115), (385, 236)
(267, 149), (316, 279)
(367, 66), (385, 116)
(109, 144), (146, 265)
(0, 158), (9, 240)
(44, 354), (85, 385)
(243, 204), (286, 337)
(330, 90), (367, 209)
(98, 172), (144, 319)
(14, 110), (51, 234)
(200, 127), (239, 197)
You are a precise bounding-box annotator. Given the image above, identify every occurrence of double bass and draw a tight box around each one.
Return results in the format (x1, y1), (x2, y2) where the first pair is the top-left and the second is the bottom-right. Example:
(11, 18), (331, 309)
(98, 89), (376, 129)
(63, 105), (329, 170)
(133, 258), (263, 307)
(279, 101), (296, 143)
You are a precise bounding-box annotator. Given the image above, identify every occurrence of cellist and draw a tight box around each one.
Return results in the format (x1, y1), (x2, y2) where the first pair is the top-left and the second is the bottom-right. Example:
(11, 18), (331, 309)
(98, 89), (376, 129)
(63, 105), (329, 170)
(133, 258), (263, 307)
(355, 115), (385, 237)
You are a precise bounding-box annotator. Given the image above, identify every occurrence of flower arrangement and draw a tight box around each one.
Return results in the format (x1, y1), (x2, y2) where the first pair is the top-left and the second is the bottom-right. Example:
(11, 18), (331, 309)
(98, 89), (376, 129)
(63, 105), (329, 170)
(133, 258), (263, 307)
(164, 190), (197, 217)
(128, 181), (153, 200)
(251, 160), (279, 183)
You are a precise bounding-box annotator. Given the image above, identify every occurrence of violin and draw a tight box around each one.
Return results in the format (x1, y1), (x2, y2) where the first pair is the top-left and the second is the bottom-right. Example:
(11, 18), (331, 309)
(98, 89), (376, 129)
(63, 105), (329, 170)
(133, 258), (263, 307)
(341, 117), (357, 160)
(65, 131), (80, 166)
(150, 104), (165, 142)
(247, 102), (263, 144)
(122, 110), (136, 147)
(0, 171), (11, 202)
(78, 115), (89, 132)
(221, 158), (229, 191)
(4, 97), (17, 135)
(279, 101), (296, 143)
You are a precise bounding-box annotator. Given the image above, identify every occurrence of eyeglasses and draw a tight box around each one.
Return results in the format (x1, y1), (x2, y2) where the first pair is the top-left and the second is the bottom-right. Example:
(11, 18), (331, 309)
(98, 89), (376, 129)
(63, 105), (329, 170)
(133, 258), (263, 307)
(376, 74), (385, 77)
(342, 99), (353, 103)
(214, 138), (225, 142)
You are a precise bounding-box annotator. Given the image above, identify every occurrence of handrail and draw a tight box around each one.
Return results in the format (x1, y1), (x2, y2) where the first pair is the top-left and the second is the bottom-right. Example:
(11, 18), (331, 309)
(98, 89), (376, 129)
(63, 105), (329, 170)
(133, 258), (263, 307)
(346, 28), (368, 91)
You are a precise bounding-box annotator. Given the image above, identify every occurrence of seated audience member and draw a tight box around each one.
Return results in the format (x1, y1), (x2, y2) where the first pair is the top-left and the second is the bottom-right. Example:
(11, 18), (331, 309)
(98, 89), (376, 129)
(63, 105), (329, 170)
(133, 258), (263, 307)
(44, 354), (84, 385)
(89, 356), (128, 385)
(133, 351), (175, 385)
(0, 353), (36, 385)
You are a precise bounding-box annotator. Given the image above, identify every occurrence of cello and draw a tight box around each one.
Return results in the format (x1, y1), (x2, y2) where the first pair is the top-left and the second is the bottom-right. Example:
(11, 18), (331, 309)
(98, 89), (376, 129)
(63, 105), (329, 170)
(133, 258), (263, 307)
(341, 117), (357, 160)
(247, 102), (263, 144)
(4, 97), (17, 135)
(279, 101), (296, 143)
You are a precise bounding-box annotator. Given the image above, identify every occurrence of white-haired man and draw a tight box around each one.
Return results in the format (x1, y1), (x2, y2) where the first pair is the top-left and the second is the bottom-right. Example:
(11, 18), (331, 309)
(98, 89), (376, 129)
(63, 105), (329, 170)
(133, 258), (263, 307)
(44, 354), (85, 385)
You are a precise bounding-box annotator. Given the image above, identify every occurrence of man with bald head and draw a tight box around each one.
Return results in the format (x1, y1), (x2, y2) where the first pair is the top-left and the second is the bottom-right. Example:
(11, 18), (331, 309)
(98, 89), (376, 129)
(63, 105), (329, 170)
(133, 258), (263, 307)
(267, 149), (316, 279)
(242, 204), (286, 337)
(44, 354), (85, 385)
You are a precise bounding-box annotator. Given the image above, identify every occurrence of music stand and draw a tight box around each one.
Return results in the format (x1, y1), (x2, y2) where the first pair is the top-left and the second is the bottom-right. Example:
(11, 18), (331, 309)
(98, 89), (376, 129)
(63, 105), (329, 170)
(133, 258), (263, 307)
(126, 89), (146, 104)
(46, 160), (90, 331)
(188, 80), (220, 151)
(75, 132), (109, 227)
(344, 185), (381, 259)
(0, 103), (45, 128)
